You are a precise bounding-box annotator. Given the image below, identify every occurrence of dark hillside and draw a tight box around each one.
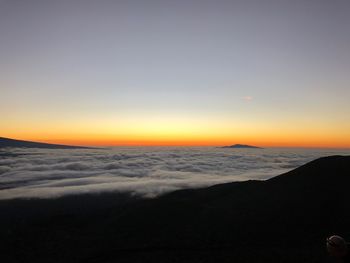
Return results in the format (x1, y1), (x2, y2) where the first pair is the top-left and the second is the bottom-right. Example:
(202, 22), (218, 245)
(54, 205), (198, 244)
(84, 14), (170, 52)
(1, 156), (349, 262)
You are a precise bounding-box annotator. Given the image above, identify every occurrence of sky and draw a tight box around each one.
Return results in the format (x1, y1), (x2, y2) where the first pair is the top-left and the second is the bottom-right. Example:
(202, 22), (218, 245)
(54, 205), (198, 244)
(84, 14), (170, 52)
(1, 0), (350, 147)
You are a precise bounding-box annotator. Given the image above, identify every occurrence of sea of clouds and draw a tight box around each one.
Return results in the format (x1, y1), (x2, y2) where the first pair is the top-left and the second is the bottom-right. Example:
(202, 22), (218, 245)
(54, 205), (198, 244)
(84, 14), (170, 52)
(0, 147), (349, 200)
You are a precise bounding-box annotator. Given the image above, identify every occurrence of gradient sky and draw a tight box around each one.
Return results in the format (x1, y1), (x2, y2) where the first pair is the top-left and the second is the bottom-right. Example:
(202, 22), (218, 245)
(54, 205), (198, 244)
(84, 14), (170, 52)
(1, 0), (350, 147)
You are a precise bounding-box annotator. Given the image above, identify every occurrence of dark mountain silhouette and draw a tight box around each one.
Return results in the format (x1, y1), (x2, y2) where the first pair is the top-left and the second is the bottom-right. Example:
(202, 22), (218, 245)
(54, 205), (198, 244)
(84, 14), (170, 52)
(0, 137), (94, 149)
(222, 144), (262, 149)
(1, 155), (349, 262)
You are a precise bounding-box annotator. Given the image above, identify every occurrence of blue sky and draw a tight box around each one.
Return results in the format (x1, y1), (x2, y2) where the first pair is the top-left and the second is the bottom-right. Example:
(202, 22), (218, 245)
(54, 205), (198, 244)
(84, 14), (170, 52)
(1, 0), (350, 146)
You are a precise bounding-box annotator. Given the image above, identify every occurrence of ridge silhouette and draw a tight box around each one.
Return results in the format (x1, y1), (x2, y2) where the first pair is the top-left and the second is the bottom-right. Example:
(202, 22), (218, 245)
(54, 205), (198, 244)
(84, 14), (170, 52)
(1, 155), (349, 262)
(0, 137), (94, 149)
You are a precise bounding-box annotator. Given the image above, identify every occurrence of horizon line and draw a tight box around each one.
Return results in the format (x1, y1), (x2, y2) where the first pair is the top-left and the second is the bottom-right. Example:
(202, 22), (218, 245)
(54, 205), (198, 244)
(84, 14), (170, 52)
(2, 136), (350, 150)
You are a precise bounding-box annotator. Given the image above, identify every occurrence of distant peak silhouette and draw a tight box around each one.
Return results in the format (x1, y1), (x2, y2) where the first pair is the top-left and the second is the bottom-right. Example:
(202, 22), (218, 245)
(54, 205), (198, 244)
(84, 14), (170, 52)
(222, 144), (262, 149)
(0, 137), (95, 149)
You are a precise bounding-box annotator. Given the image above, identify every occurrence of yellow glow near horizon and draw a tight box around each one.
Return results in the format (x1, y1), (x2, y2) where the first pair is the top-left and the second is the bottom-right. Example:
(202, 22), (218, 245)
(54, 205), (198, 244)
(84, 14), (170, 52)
(2, 114), (350, 148)
(2, 0), (350, 150)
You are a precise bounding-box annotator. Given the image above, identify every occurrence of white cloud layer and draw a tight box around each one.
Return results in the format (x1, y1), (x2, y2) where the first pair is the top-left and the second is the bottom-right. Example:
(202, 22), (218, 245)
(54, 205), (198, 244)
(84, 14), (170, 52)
(0, 147), (349, 200)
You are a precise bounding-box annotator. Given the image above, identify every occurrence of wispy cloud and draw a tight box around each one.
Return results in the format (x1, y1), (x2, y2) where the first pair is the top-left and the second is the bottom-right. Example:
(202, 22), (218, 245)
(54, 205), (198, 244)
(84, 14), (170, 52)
(242, 96), (253, 101)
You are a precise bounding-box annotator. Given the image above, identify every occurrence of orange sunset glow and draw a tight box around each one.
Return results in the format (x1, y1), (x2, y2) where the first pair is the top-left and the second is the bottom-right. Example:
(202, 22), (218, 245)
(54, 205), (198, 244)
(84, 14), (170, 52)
(1, 2), (350, 262)
(2, 115), (349, 148)
(1, 0), (350, 149)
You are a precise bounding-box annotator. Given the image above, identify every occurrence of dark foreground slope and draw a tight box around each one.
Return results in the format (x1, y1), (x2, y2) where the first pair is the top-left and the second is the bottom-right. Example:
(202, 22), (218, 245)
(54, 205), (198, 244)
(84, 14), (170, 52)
(1, 156), (349, 263)
(0, 137), (93, 149)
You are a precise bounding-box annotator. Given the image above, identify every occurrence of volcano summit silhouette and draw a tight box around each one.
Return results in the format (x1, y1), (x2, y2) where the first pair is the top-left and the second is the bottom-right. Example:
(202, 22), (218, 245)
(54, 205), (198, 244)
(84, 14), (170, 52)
(0, 137), (93, 149)
(222, 144), (263, 149)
